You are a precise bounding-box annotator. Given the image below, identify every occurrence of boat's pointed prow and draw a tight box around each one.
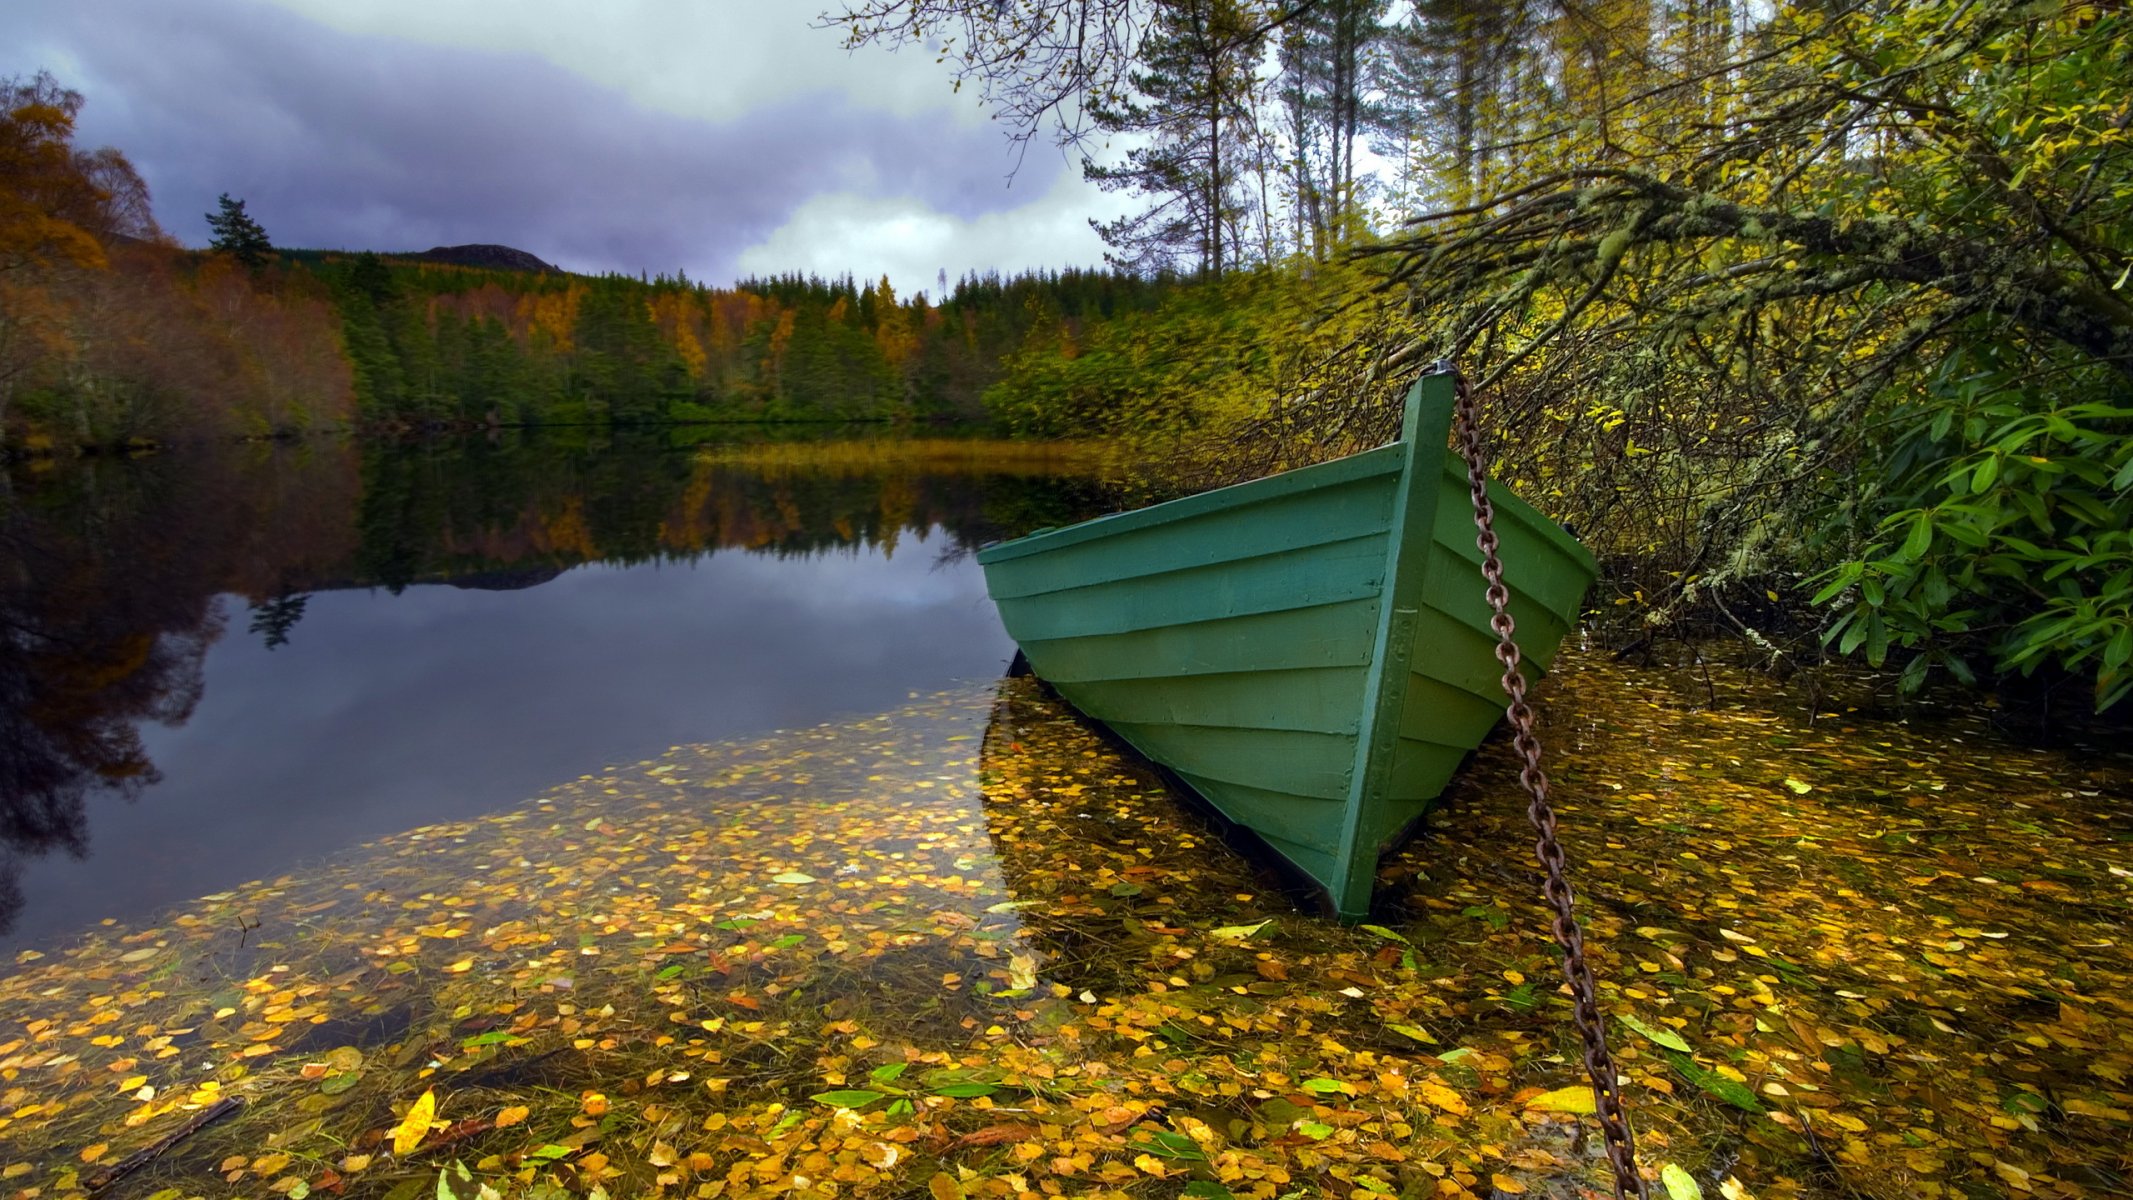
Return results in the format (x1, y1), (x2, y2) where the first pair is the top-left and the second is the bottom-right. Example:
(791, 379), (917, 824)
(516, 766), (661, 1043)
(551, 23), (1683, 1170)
(978, 367), (1596, 919)
(1321, 370), (1455, 916)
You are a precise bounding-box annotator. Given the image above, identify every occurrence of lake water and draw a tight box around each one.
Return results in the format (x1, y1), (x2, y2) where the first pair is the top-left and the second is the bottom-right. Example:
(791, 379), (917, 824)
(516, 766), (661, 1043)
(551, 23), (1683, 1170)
(4, 435), (2129, 1200)
(0, 433), (1136, 952)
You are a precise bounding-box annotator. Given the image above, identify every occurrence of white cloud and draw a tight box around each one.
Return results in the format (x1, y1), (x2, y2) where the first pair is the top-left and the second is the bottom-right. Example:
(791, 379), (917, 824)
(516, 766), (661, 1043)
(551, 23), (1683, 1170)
(251, 0), (987, 126)
(735, 168), (1125, 297)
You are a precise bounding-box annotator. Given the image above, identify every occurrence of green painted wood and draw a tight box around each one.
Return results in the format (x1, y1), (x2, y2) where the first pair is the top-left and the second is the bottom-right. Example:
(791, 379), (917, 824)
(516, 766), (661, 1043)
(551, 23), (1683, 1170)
(979, 368), (1597, 920)
(1049, 667), (1366, 735)
(1016, 599), (1380, 683)
(995, 533), (1388, 641)
(979, 444), (1405, 564)
(985, 469), (1400, 600)
(1099, 719), (1357, 801)
(1328, 375), (1454, 916)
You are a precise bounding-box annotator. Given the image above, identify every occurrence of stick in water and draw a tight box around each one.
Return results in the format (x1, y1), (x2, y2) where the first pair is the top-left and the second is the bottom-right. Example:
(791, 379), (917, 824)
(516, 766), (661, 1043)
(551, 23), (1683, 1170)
(86, 1096), (245, 1193)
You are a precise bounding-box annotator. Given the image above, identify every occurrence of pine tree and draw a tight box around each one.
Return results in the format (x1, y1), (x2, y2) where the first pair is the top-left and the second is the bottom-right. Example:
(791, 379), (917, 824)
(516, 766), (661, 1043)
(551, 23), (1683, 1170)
(205, 193), (272, 267)
(1083, 0), (1266, 279)
(1277, 0), (1389, 259)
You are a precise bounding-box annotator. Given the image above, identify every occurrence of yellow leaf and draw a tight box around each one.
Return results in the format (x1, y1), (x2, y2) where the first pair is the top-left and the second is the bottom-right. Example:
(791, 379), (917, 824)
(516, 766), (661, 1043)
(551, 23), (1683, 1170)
(2065, 1098), (2133, 1122)
(1417, 1080), (1470, 1114)
(1492, 1174), (1527, 1194)
(252, 1152), (291, 1175)
(392, 1088), (437, 1156)
(1525, 1086), (1597, 1114)
(80, 1143), (110, 1164)
(495, 1105), (530, 1128)
(581, 1092), (610, 1117)
(341, 1154), (373, 1172)
(928, 1171), (964, 1200)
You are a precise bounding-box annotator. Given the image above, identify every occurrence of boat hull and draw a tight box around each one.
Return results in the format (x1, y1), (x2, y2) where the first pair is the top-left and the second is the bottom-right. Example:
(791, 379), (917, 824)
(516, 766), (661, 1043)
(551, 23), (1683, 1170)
(977, 371), (1597, 918)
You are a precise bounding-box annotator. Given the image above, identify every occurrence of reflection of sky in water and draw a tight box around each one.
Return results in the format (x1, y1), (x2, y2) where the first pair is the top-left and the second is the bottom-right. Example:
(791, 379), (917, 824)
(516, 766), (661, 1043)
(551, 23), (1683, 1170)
(5, 532), (1013, 952)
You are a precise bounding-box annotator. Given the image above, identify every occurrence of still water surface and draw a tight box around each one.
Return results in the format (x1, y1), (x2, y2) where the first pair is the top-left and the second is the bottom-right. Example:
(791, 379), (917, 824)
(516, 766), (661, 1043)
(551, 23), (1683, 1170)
(0, 433), (1134, 951)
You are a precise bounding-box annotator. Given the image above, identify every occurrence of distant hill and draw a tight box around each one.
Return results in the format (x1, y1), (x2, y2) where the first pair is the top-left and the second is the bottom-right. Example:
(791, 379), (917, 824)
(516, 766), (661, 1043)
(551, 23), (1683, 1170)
(413, 244), (558, 273)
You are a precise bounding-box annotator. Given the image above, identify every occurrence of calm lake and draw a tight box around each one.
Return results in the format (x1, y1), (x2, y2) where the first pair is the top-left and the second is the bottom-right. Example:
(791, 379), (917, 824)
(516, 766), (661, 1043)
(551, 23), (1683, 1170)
(0, 433), (1137, 952)
(3, 434), (2130, 1200)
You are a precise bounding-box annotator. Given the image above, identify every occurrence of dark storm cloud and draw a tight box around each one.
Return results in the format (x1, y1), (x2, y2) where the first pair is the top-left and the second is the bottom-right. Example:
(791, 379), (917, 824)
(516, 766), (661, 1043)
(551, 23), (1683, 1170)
(7, 0), (1038, 278)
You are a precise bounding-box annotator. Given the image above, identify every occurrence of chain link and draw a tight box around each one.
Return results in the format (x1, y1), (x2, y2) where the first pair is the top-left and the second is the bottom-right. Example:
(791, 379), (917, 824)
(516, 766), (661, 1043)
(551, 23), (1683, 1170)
(1450, 369), (1648, 1200)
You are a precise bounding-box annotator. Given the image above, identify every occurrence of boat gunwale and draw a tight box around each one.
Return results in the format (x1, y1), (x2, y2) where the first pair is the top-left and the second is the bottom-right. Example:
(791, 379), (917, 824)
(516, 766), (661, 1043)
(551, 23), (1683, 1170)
(975, 442), (1405, 565)
(1450, 459), (1599, 576)
(976, 422), (1595, 581)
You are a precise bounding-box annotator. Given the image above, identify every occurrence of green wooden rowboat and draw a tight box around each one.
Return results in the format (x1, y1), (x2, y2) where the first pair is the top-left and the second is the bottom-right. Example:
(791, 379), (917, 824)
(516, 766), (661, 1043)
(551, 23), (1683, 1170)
(977, 369), (1597, 919)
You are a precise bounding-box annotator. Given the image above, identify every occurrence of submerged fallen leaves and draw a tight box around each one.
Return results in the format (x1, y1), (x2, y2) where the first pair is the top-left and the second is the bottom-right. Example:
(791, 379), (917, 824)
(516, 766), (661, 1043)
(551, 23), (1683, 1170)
(0, 648), (2127, 1199)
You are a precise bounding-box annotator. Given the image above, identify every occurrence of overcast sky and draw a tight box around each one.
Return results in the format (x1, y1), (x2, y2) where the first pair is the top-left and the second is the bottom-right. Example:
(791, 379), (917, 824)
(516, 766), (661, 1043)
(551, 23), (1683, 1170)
(2, 0), (1123, 295)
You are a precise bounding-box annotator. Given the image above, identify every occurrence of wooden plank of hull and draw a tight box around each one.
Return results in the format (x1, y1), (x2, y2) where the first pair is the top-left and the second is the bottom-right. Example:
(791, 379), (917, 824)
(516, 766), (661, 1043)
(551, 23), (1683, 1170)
(979, 370), (1596, 919)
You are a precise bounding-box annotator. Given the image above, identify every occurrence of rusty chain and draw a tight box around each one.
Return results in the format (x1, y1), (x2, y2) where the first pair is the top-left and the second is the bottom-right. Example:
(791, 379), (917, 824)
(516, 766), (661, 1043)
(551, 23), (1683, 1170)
(1449, 368), (1648, 1200)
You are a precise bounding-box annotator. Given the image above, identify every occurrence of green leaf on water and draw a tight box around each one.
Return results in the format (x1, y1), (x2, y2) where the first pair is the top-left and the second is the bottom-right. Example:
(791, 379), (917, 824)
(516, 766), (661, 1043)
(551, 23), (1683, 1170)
(1209, 919), (1272, 939)
(1665, 1051), (1765, 1113)
(1109, 882), (1143, 897)
(769, 934), (806, 949)
(932, 1082), (999, 1099)
(1129, 1129), (1205, 1161)
(2001, 1090), (2049, 1115)
(1296, 1120), (1333, 1140)
(869, 1062), (908, 1083)
(1387, 1022), (1437, 1045)
(1300, 1077), (1353, 1095)
(810, 1089), (884, 1108)
(1619, 1013), (1692, 1052)
(1660, 1163), (1704, 1200)
(528, 1145), (572, 1161)
(460, 1030), (516, 1048)
(1358, 924), (1410, 944)
(1460, 905), (1508, 930)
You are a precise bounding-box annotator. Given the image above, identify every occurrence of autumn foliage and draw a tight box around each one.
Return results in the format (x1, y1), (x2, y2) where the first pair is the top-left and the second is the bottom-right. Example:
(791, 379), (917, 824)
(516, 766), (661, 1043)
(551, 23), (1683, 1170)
(0, 73), (354, 452)
(0, 71), (1177, 454)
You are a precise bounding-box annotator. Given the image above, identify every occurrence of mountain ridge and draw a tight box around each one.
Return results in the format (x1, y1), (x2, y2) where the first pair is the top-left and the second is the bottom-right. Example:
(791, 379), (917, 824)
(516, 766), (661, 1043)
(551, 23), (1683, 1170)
(414, 243), (559, 273)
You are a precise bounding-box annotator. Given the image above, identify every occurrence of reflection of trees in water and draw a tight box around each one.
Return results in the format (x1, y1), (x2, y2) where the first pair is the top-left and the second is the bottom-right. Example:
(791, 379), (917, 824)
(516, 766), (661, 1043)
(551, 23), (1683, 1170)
(351, 431), (1139, 590)
(0, 445), (313, 934)
(0, 435), (1136, 937)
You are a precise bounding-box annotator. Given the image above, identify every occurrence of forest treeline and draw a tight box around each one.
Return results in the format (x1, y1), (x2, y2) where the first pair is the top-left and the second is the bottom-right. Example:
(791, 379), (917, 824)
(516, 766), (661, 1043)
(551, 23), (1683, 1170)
(0, 70), (1187, 451)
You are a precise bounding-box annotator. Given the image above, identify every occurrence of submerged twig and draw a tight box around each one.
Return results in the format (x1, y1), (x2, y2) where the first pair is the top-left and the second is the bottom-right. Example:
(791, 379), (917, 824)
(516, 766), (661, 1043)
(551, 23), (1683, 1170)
(86, 1096), (244, 1193)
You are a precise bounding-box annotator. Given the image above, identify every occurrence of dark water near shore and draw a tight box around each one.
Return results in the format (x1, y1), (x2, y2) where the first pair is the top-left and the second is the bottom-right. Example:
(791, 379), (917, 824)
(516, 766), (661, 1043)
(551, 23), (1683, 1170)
(0, 432), (1137, 952)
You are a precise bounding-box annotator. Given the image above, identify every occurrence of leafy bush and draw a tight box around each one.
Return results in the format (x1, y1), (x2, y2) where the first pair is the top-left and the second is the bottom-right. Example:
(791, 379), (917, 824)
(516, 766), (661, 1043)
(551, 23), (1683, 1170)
(1815, 344), (2133, 709)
